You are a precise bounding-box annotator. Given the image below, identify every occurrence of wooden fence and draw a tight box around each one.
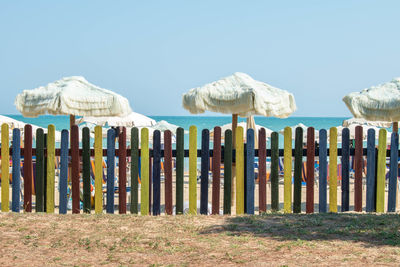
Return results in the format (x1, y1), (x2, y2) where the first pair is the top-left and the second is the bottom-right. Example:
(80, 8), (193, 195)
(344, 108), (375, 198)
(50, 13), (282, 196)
(0, 123), (398, 214)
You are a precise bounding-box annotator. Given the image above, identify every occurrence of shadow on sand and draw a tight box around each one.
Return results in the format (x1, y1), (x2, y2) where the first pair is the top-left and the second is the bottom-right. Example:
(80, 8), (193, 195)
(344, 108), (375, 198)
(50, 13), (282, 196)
(199, 211), (400, 247)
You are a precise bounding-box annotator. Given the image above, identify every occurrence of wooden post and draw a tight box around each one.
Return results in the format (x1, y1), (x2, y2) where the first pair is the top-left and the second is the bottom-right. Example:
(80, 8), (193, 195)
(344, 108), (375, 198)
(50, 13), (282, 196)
(12, 128), (21, 212)
(329, 127), (338, 213)
(46, 125), (55, 213)
(376, 129), (387, 212)
(283, 127), (292, 213)
(130, 128), (138, 214)
(319, 129), (327, 213)
(388, 132), (398, 212)
(71, 125), (80, 214)
(59, 130), (69, 214)
(306, 127), (315, 214)
(235, 126), (244, 215)
(246, 128), (255, 215)
(224, 129), (233, 214)
(1, 124), (10, 212)
(164, 130), (173, 215)
(35, 128), (44, 212)
(258, 128), (266, 213)
(107, 129), (116, 213)
(341, 127), (350, 212)
(354, 126), (363, 212)
(140, 128), (149, 215)
(23, 124), (33, 212)
(212, 126), (221, 215)
(200, 129), (210, 215)
(152, 130), (161, 216)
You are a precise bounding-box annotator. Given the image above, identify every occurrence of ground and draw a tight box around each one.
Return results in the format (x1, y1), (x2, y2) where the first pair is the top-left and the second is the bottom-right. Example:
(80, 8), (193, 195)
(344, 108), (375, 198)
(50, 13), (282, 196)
(0, 212), (399, 266)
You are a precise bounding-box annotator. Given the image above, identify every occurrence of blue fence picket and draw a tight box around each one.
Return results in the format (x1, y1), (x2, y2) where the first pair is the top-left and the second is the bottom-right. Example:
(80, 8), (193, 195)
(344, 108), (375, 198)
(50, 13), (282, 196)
(341, 128), (350, 212)
(152, 130), (161, 216)
(59, 130), (69, 214)
(319, 129), (327, 213)
(246, 129), (255, 214)
(366, 129), (376, 212)
(388, 132), (398, 212)
(200, 129), (210, 215)
(12, 128), (21, 212)
(106, 129), (116, 214)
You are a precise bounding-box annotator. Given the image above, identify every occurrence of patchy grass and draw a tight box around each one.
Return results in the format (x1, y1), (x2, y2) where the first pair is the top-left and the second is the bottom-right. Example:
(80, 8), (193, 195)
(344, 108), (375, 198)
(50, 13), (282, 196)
(0, 213), (399, 266)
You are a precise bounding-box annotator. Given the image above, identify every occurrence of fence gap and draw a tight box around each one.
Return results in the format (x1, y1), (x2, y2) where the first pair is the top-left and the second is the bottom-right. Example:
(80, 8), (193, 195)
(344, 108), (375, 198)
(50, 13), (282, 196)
(366, 129), (376, 212)
(95, 126), (103, 214)
(82, 127), (91, 213)
(293, 127), (303, 213)
(270, 132), (279, 211)
(189, 126), (197, 215)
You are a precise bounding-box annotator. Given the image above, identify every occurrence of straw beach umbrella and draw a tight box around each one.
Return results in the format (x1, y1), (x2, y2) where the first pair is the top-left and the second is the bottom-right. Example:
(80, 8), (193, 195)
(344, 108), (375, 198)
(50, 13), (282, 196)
(342, 117), (391, 128)
(343, 78), (400, 132)
(76, 111), (156, 128)
(183, 72), (296, 206)
(15, 76), (132, 129)
(182, 72), (296, 146)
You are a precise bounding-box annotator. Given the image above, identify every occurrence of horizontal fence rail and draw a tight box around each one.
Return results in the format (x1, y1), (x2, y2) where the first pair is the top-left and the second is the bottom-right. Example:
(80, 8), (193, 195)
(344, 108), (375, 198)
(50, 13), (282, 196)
(0, 123), (398, 215)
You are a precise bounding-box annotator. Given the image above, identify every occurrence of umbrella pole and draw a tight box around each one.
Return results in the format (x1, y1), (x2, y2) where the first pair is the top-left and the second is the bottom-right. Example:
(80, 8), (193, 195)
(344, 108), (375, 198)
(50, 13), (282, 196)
(70, 114), (76, 130)
(393, 122), (398, 133)
(246, 116), (258, 149)
(232, 114), (238, 208)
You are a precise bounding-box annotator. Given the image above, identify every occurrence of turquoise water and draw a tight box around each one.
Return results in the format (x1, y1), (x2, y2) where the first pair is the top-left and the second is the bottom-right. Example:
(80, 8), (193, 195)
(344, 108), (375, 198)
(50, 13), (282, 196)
(6, 114), (348, 132)
(5, 114), (350, 148)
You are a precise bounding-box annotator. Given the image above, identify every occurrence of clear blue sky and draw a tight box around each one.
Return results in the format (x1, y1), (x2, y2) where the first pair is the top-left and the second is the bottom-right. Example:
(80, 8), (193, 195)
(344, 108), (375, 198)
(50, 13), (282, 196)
(1, 1), (399, 117)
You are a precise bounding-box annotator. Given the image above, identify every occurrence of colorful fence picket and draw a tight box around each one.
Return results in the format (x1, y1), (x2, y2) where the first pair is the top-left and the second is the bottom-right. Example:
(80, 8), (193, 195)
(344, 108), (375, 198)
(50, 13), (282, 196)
(0, 123), (399, 215)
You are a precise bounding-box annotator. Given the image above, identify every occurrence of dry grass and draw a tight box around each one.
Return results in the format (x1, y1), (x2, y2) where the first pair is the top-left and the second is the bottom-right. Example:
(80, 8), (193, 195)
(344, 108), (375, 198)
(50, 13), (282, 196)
(0, 212), (399, 266)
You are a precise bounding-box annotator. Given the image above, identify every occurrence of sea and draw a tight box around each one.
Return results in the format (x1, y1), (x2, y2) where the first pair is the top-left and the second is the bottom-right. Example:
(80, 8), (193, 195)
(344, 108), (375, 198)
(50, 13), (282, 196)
(5, 114), (351, 148)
